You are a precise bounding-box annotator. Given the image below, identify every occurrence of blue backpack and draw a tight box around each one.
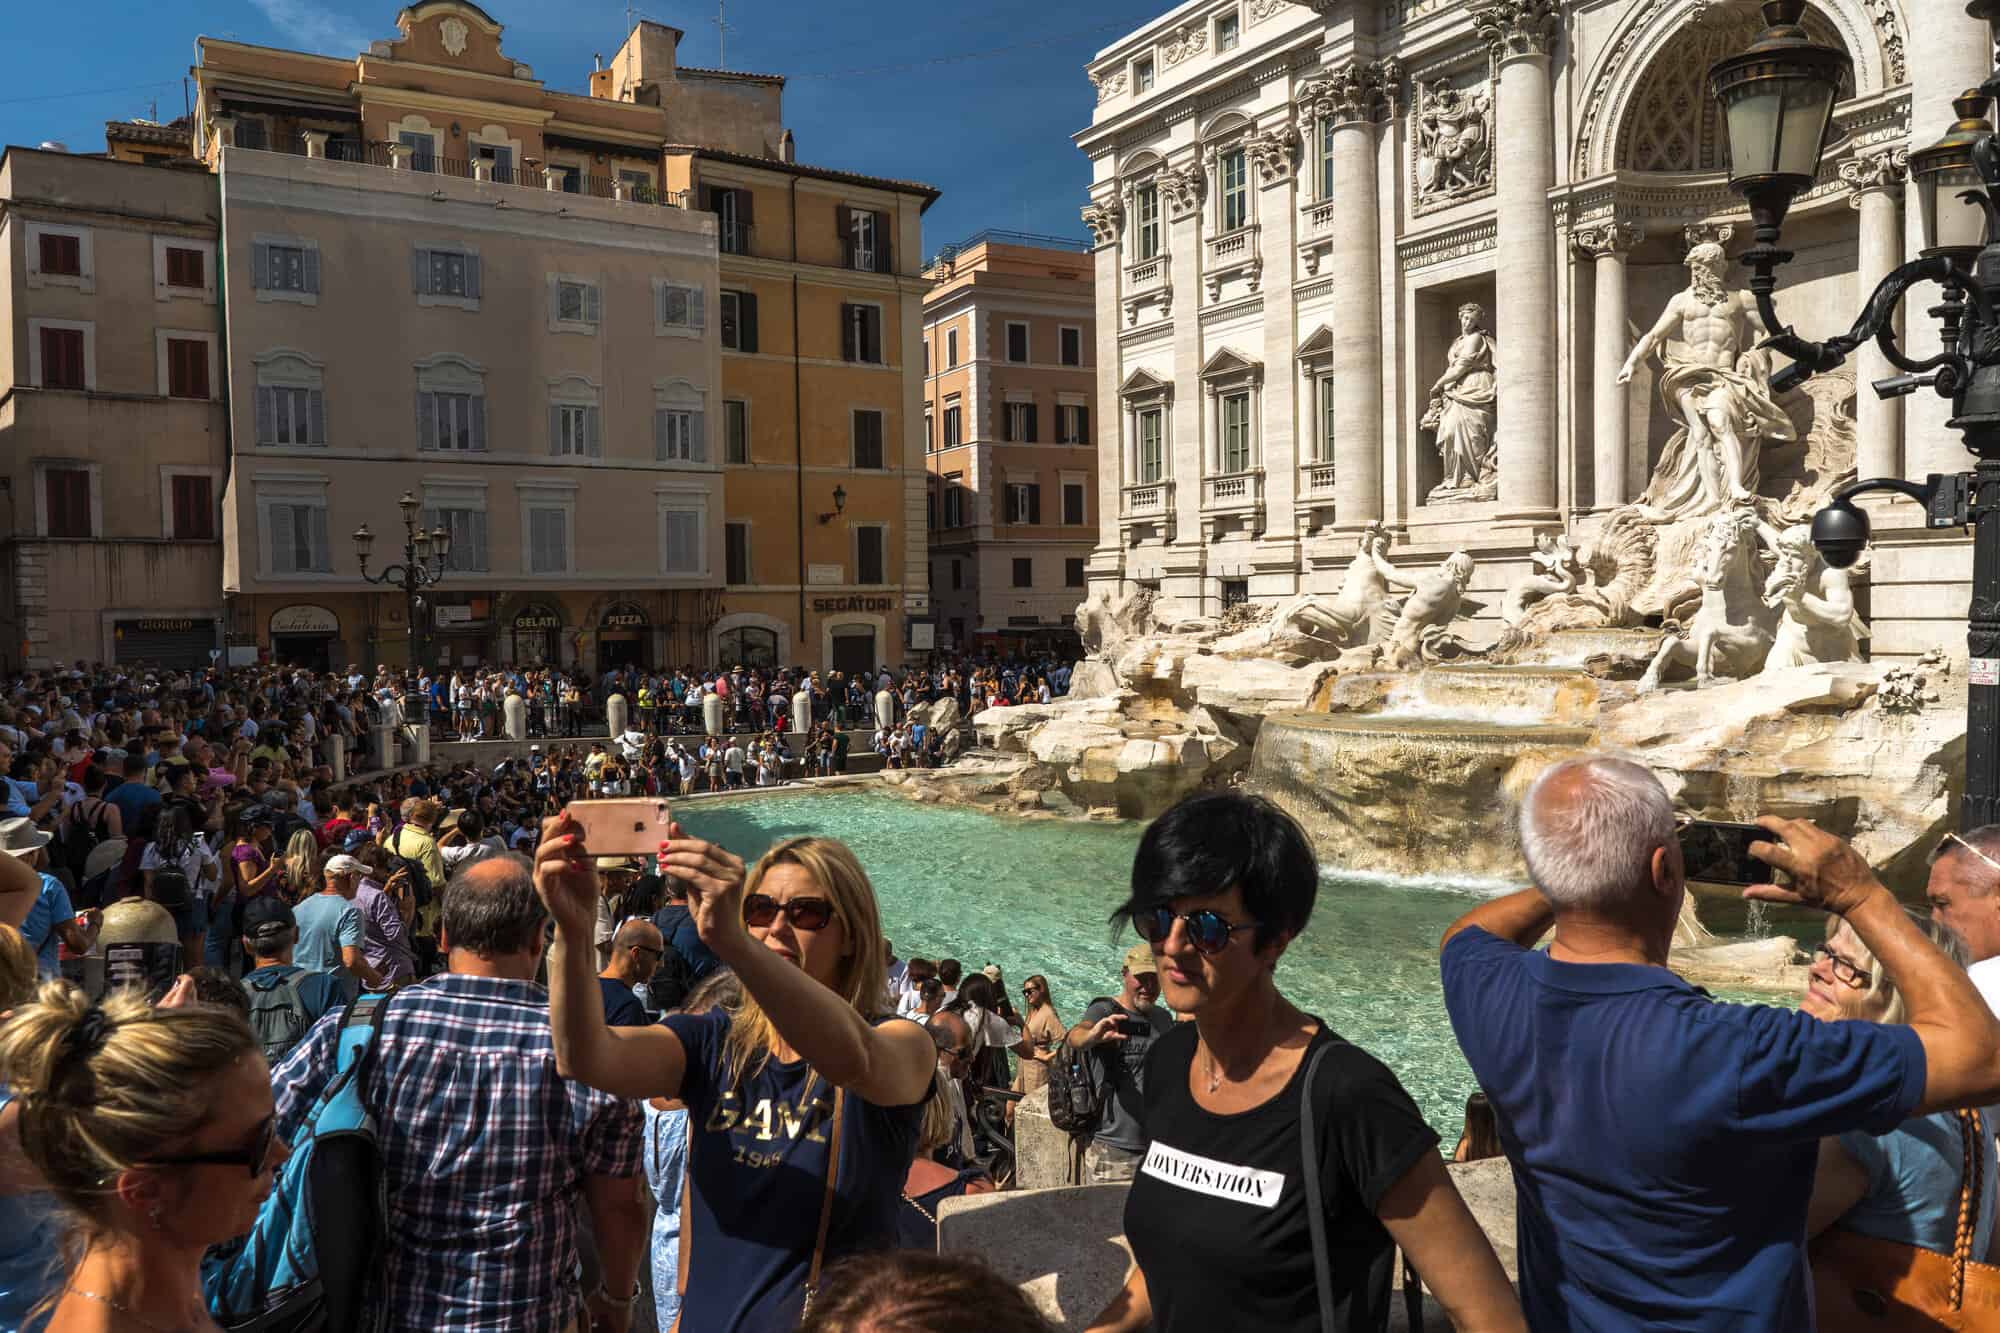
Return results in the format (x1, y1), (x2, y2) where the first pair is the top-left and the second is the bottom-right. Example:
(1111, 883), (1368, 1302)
(203, 994), (391, 1333)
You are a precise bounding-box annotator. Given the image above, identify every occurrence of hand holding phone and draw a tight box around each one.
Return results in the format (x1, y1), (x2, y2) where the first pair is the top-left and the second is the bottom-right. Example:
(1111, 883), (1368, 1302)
(1677, 820), (1766, 887)
(1743, 815), (1885, 916)
(566, 799), (672, 857)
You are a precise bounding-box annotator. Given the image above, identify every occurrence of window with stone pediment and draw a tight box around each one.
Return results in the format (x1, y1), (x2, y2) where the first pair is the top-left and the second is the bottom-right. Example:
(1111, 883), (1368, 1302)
(1617, 4), (1852, 174)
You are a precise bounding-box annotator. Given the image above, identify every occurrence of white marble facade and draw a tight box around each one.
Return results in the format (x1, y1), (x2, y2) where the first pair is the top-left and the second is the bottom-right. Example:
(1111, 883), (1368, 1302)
(1078, 0), (1988, 663)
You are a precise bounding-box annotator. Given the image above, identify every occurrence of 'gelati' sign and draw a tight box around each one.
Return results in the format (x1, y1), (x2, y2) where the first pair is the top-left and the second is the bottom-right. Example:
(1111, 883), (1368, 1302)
(512, 608), (561, 631)
(269, 604), (338, 635)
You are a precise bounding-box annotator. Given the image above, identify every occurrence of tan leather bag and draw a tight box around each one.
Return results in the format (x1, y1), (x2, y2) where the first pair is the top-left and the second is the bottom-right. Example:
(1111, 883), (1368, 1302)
(1812, 1110), (2000, 1331)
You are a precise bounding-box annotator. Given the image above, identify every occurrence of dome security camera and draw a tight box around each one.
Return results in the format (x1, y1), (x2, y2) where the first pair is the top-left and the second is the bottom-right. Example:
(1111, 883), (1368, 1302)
(1811, 500), (1871, 569)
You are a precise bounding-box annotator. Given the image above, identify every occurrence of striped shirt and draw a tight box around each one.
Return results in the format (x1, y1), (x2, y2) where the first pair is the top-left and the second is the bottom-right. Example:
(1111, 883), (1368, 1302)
(272, 974), (643, 1333)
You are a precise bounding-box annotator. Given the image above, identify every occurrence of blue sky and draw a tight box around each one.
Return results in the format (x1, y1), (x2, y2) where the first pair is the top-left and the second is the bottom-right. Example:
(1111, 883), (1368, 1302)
(0, 0), (1168, 254)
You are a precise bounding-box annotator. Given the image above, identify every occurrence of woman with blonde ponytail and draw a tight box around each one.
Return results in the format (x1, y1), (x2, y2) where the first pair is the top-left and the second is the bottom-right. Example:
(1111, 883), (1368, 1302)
(536, 817), (934, 1333)
(0, 979), (282, 1331)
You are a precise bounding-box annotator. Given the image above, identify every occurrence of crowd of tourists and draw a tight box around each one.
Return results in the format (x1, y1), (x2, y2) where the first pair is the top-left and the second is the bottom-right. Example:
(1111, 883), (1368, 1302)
(4, 656), (2000, 1330)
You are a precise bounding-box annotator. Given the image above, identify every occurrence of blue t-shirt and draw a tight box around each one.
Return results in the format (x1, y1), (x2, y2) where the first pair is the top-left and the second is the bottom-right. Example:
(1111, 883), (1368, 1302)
(598, 976), (650, 1028)
(106, 780), (162, 835)
(1836, 1110), (1998, 1256)
(291, 893), (363, 976)
(19, 875), (72, 977)
(663, 1008), (927, 1332)
(1441, 926), (1926, 1332)
(0, 1090), (57, 1332)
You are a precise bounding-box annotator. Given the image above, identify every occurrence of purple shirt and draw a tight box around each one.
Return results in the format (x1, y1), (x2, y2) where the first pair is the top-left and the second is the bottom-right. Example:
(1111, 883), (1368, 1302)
(353, 879), (416, 985)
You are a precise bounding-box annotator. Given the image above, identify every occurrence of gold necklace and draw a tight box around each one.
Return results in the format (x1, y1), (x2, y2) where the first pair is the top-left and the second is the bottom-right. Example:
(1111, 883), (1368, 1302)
(70, 1287), (202, 1333)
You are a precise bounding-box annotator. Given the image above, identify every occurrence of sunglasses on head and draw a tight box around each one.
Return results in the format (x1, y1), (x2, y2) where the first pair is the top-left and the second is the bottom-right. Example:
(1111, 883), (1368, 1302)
(150, 1114), (277, 1178)
(742, 894), (836, 931)
(1133, 905), (1258, 956)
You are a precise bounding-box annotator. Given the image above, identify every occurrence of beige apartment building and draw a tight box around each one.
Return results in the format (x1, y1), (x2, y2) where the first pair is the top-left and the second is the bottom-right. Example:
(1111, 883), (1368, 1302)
(188, 0), (935, 672)
(923, 234), (1096, 656)
(0, 148), (227, 669)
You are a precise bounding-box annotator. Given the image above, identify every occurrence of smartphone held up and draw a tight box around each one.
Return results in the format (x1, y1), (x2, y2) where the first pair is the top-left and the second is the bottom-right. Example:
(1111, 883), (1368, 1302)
(1678, 819), (1767, 888)
(568, 799), (672, 858)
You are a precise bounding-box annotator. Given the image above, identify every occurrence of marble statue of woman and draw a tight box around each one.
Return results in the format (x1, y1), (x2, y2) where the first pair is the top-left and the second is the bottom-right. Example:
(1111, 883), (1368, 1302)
(1424, 303), (1499, 503)
(1760, 525), (1868, 671)
(1618, 242), (1797, 523)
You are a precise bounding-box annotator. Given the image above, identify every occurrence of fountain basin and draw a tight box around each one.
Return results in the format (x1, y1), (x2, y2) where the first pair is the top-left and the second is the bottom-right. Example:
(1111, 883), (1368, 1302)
(1510, 627), (1662, 678)
(1249, 711), (1596, 880)
(1390, 664), (1601, 724)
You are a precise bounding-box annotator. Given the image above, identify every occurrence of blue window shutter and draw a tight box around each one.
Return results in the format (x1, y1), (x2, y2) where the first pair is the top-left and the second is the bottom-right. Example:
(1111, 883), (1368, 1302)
(689, 410), (706, 463)
(254, 387), (275, 444)
(412, 247), (430, 294)
(465, 254), (482, 300)
(308, 389), (326, 445)
(470, 395), (487, 451)
(252, 242), (270, 290)
(588, 406), (602, 458)
(416, 391), (436, 450)
(549, 403), (562, 455)
(689, 288), (705, 331)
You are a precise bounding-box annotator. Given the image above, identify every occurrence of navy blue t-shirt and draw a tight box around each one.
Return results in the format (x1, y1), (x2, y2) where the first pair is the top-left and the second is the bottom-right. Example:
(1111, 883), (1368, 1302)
(664, 1007), (928, 1332)
(1441, 926), (1926, 1331)
(597, 975), (650, 1028)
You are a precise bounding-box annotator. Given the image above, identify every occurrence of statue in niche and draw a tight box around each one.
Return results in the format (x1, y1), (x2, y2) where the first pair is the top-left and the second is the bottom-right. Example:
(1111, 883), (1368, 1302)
(1637, 506), (1777, 693)
(1760, 525), (1868, 671)
(1422, 303), (1499, 504)
(1502, 530), (1584, 627)
(1618, 242), (1798, 523)
(1384, 552), (1478, 670)
(1415, 80), (1493, 203)
(1312, 521), (1417, 648)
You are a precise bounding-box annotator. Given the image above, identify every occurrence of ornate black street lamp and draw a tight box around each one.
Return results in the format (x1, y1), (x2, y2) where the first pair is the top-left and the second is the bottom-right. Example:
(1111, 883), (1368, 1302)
(354, 491), (452, 674)
(1712, 0), (2000, 827)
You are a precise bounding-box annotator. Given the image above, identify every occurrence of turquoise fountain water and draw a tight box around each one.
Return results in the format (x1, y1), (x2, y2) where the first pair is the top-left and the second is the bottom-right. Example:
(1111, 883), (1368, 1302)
(675, 791), (1805, 1140)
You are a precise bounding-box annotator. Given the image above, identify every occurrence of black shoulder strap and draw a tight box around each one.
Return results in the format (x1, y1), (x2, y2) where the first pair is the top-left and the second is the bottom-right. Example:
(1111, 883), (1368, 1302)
(1298, 1042), (1337, 1333)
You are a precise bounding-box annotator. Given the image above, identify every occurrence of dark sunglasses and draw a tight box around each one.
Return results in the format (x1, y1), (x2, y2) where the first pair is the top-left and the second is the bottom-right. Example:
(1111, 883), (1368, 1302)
(631, 945), (664, 960)
(743, 894), (835, 931)
(1134, 905), (1257, 956)
(151, 1114), (277, 1178)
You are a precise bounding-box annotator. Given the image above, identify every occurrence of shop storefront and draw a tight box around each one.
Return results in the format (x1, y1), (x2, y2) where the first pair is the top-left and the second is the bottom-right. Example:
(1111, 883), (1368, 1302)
(268, 604), (341, 671)
(596, 602), (650, 669)
(111, 616), (219, 670)
(510, 604), (564, 667)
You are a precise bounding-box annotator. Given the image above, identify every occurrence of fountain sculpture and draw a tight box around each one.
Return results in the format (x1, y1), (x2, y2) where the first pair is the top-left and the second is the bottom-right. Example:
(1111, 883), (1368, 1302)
(883, 240), (1962, 990)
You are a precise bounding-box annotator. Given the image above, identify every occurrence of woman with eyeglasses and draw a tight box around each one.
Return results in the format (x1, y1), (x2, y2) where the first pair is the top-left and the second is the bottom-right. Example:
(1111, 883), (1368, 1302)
(0, 978), (282, 1332)
(1802, 911), (2000, 1309)
(535, 815), (935, 1333)
(1083, 791), (1523, 1333)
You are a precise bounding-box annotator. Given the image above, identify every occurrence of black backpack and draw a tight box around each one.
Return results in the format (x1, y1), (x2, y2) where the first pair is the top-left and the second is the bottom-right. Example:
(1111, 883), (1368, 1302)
(646, 945), (694, 1015)
(149, 865), (193, 912)
(55, 799), (111, 883)
(1045, 996), (1116, 1136)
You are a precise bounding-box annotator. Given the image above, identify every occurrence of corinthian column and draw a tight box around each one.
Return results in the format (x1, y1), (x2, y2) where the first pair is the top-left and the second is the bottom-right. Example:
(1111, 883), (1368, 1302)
(1840, 149), (1907, 484)
(1302, 60), (1396, 530)
(1572, 221), (1642, 509)
(1473, 0), (1562, 517)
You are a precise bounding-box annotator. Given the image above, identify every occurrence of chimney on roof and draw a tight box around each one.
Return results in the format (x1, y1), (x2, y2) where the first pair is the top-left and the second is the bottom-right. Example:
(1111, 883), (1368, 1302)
(779, 129), (795, 163)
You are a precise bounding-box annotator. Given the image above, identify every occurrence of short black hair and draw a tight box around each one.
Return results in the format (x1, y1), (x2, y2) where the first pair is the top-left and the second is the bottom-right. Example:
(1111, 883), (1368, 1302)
(1117, 792), (1318, 949)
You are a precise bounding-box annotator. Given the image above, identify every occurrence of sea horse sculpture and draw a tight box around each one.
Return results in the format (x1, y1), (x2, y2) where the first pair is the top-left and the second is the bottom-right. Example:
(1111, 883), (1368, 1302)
(1637, 507), (1776, 692)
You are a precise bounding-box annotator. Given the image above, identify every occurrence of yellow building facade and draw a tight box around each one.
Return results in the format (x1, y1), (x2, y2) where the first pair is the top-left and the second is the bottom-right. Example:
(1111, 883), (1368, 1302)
(922, 236), (1097, 656)
(180, 0), (934, 673)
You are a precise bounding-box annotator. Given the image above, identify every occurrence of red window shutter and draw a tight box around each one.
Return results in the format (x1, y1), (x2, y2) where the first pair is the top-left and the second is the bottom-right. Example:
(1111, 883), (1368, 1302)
(172, 474), (214, 539)
(38, 233), (79, 276)
(168, 339), (208, 398)
(46, 470), (89, 538)
(40, 327), (83, 389)
(166, 247), (204, 288)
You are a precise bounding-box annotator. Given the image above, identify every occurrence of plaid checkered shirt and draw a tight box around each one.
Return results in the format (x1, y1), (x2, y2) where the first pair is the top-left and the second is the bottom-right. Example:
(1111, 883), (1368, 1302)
(273, 974), (643, 1333)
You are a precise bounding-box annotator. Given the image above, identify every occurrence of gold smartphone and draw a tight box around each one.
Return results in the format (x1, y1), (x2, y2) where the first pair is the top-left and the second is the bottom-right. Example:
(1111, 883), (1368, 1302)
(568, 799), (672, 857)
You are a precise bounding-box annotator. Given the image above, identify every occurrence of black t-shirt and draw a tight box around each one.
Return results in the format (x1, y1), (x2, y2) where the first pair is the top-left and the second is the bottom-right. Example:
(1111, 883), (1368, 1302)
(597, 975), (650, 1027)
(1125, 1021), (1439, 1333)
(1079, 996), (1172, 1152)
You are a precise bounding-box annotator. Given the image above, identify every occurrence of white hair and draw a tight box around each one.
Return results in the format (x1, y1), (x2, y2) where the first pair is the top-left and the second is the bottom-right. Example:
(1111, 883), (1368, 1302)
(1518, 757), (1675, 912)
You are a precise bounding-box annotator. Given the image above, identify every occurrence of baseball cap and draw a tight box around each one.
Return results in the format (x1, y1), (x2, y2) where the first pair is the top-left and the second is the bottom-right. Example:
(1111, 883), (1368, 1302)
(981, 964), (1003, 984)
(242, 805), (275, 828)
(342, 829), (373, 852)
(1123, 941), (1158, 976)
(324, 853), (364, 878)
(241, 895), (296, 940)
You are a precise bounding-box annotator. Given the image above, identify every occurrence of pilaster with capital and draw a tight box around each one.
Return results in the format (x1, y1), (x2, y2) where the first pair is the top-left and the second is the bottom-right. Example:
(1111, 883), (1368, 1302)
(1081, 198), (1124, 248)
(1572, 221), (1644, 508)
(1304, 60), (1400, 530)
(1842, 148), (1908, 483)
(1473, 0), (1563, 516)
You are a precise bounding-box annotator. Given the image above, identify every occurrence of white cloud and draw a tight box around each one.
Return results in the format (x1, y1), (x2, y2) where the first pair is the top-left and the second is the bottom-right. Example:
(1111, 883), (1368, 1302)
(247, 0), (372, 57)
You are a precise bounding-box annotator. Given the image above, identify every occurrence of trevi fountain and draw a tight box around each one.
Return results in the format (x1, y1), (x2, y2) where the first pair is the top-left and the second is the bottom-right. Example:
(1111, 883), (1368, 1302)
(882, 0), (1991, 994)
